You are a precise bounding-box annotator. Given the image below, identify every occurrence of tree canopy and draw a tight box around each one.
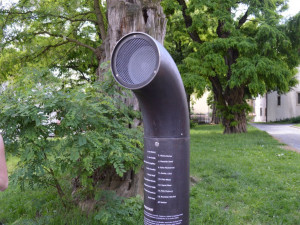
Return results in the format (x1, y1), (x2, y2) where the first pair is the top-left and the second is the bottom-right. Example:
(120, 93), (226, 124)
(0, 0), (166, 83)
(0, 0), (107, 82)
(1, 1), (299, 134)
(163, 0), (300, 133)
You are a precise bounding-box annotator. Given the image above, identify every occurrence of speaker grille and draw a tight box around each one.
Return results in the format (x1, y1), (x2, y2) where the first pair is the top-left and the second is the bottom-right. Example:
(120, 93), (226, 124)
(115, 38), (158, 85)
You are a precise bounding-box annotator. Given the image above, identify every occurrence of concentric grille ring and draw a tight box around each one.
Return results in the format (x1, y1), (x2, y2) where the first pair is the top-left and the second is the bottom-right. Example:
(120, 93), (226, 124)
(112, 34), (159, 88)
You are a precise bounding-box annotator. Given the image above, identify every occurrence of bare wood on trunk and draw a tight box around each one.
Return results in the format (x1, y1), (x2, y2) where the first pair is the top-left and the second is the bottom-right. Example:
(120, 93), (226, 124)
(93, 0), (166, 198)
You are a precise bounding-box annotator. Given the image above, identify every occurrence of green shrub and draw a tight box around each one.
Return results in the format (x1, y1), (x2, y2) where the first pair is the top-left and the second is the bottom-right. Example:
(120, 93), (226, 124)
(290, 116), (300, 123)
(94, 191), (143, 225)
(271, 116), (300, 124)
(0, 68), (143, 202)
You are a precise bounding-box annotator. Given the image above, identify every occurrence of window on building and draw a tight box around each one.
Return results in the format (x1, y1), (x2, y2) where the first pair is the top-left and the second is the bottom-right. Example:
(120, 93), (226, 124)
(298, 93), (300, 105)
(277, 95), (281, 106)
(265, 108), (267, 117)
(260, 108), (262, 116)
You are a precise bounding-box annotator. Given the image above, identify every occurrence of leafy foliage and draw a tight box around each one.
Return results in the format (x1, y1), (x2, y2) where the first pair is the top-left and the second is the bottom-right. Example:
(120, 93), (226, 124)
(94, 191), (143, 225)
(0, 0), (107, 81)
(0, 68), (143, 197)
(162, 0), (300, 133)
(163, 5), (206, 97)
(0, 183), (143, 225)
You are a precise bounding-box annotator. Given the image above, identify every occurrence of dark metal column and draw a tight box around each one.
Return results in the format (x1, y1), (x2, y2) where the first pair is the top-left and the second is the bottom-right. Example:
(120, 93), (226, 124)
(111, 32), (190, 225)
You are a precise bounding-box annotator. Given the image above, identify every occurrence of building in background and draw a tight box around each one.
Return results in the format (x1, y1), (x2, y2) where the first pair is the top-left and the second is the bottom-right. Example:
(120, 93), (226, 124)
(190, 68), (300, 123)
(190, 92), (212, 123)
(253, 68), (300, 122)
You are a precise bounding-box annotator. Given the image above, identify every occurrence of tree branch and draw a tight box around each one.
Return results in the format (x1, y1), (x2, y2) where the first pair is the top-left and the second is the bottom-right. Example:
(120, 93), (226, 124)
(1, 10), (93, 17)
(209, 75), (226, 106)
(66, 37), (96, 52)
(93, 0), (107, 40)
(31, 41), (69, 60)
(50, 14), (97, 24)
(1, 10), (97, 24)
(216, 20), (230, 38)
(34, 31), (96, 52)
(237, 9), (248, 29)
(176, 0), (203, 43)
(70, 67), (92, 81)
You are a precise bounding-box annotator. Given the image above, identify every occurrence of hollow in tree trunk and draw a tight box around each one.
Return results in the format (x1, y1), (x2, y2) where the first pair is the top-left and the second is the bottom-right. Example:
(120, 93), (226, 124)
(89, 0), (166, 198)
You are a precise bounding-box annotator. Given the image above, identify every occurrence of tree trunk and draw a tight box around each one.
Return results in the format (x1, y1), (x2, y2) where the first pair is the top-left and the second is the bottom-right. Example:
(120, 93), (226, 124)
(106, 0), (166, 56)
(211, 94), (220, 124)
(222, 87), (247, 134)
(91, 0), (166, 198)
(211, 103), (220, 124)
(222, 110), (247, 134)
(105, 0), (166, 116)
(187, 93), (191, 120)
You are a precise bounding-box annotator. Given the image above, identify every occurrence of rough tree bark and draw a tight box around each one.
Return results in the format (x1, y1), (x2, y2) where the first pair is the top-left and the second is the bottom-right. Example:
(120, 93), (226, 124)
(106, 0), (166, 116)
(211, 22), (248, 133)
(210, 95), (220, 124)
(222, 87), (247, 134)
(72, 1), (166, 204)
(92, 0), (166, 198)
(221, 46), (247, 134)
(209, 69), (247, 134)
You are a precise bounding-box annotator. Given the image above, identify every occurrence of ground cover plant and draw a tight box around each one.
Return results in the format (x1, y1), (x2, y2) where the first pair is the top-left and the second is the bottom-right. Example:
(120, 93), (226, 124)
(1, 124), (300, 224)
(271, 116), (300, 124)
(0, 147), (144, 225)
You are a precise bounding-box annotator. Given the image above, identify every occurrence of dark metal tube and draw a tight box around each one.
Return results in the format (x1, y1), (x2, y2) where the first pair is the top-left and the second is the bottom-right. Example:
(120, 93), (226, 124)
(111, 32), (190, 225)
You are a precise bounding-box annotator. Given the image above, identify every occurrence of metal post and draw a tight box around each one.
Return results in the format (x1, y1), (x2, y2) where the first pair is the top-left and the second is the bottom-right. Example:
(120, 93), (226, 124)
(111, 32), (190, 225)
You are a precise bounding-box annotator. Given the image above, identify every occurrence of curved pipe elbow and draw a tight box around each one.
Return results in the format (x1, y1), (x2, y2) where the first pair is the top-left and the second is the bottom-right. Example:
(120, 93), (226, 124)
(111, 32), (189, 138)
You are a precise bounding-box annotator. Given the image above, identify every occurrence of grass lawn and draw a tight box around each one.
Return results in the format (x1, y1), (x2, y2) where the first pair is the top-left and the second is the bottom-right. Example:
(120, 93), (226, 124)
(294, 124), (300, 127)
(190, 125), (300, 224)
(1, 124), (300, 224)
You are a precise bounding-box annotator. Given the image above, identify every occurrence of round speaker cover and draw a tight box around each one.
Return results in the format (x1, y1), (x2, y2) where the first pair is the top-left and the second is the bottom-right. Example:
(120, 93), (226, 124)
(112, 33), (160, 89)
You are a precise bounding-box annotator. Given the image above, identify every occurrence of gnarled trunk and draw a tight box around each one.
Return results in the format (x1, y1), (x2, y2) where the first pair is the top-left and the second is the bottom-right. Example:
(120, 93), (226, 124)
(222, 110), (247, 134)
(106, 0), (166, 55)
(92, 0), (166, 198)
(73, 0), (166, 201)
(106, 0), (166, 116)
(221, 87), (247, 134)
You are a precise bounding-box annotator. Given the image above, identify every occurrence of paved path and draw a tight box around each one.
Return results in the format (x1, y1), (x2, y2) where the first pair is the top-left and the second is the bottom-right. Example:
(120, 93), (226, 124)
(251, 123), (300, 152)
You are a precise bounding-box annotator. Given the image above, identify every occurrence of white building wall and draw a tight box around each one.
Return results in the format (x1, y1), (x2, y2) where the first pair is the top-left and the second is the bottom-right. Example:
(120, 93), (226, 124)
(254, 95), (267, 122)
(190, 91), (212, 115)
(253, 67), (300, 122)
(266, 71), (300, 122)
